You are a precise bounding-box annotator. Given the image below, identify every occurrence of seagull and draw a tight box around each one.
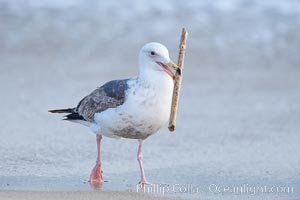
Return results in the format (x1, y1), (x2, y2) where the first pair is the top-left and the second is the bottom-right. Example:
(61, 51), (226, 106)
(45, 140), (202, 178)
(49, 42), (179, 185)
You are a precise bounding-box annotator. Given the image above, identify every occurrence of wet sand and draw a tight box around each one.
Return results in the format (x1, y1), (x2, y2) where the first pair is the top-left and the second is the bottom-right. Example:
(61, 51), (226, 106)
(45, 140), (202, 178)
(0, 191), (174, 200)
(0, 0), (300, 199)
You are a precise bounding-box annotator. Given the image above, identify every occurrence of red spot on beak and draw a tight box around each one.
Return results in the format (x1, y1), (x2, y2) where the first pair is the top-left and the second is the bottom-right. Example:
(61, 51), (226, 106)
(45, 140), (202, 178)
(155, 61), (175, 79)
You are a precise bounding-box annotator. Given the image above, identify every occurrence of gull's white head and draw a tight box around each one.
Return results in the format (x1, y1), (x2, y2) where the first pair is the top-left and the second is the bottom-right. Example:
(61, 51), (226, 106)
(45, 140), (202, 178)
(138, 42), (179, 79)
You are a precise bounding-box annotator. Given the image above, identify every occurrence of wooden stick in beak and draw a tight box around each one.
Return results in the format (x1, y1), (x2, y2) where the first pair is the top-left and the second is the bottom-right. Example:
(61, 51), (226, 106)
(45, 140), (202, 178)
(168, 28), (188, 132)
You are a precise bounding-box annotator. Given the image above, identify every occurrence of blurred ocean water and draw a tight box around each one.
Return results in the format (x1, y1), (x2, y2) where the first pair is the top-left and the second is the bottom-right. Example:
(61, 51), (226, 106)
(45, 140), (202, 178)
(1, 0), (300, 67)
(0, 0), (299, 198)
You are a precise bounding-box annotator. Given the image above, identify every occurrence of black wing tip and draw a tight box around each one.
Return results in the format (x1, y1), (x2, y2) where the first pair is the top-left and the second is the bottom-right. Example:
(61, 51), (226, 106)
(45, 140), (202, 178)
(48, 108), (74, 113)
(49, 108), (86, 121)
(63, 113), (85, 121)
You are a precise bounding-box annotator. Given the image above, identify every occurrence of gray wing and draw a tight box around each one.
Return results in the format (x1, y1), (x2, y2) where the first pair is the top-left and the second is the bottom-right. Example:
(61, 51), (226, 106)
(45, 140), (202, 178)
(74, 79), (129, 122)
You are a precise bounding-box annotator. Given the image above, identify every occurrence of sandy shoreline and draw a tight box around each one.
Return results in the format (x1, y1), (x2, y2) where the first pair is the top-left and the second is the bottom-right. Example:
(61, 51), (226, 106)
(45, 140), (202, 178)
(0, 191), (173, 200)
(1, 175), (298, 200)
(0, 1), (300, 200)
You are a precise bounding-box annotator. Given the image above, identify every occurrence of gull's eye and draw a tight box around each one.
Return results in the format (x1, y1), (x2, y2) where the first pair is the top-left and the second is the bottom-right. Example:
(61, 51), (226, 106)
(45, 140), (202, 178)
(150, 51), (155, 56)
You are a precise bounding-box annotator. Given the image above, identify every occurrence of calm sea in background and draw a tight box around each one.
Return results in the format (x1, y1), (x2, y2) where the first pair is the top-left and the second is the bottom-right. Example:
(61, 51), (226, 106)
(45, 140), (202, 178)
(0, 0), (299, 199)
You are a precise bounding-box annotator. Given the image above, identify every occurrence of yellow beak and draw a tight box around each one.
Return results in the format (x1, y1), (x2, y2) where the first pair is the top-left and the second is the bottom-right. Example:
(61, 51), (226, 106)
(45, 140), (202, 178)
(165, 61), (180, 70)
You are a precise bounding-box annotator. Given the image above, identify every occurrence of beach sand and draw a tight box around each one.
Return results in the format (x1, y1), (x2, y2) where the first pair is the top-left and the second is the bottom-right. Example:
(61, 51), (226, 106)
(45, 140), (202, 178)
(0, 0), (300, 199)
(0, 191), (173, 200)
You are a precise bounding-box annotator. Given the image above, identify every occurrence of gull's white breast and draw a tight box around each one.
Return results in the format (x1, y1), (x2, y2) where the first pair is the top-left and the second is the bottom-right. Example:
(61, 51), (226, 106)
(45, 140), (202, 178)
(93, 73), (174, 139)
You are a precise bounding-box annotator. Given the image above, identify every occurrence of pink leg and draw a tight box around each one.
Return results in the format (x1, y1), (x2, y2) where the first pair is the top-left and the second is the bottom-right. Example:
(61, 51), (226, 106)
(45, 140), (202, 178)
(90, 135), (104, 185)
(137, 140), (150, 185)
